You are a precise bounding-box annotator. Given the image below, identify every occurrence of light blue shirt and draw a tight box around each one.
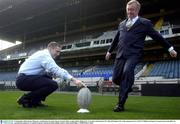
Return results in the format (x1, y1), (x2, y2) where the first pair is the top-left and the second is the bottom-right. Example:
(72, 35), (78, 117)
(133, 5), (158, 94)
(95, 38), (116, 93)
(126, 16), (139, 27)
(131, 16), (139, 25)
(18, 49), (73, 80)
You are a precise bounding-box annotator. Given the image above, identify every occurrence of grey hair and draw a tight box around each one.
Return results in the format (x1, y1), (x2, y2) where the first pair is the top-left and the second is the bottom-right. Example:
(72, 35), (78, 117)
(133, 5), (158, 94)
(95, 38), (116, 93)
(127, 0), (141, 11)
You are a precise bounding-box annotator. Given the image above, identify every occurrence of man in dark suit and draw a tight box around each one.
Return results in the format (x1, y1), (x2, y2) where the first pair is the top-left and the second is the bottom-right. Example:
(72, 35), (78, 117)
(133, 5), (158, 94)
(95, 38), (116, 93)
(105, 0), (177, 112)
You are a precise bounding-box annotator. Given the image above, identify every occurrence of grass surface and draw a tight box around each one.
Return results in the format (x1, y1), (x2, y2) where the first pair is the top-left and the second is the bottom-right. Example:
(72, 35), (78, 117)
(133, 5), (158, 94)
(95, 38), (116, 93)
(0, 91), (180, 119)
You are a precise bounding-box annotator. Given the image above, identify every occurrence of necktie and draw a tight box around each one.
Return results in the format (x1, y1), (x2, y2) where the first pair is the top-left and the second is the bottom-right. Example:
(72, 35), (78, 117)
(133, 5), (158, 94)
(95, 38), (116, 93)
(126, 19), (133, 30)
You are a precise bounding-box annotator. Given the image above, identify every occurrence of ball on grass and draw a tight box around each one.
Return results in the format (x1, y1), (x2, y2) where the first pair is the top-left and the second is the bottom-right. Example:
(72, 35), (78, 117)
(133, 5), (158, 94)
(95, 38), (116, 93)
(77, 87), (92, 109)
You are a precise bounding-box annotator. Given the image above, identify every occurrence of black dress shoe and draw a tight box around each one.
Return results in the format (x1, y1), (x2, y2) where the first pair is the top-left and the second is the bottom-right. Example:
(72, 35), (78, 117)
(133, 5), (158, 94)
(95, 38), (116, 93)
(113, 105), (124, 112)
(33, 102), (48, 107)
(17, 94), (28, 104)
(17, 94), (33, 108)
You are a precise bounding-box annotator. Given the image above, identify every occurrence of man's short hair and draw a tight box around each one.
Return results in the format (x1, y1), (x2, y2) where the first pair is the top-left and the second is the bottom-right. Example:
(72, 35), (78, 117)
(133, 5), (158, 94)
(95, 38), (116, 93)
(127, 0), (141, 11)
(47, 41), (60, 49)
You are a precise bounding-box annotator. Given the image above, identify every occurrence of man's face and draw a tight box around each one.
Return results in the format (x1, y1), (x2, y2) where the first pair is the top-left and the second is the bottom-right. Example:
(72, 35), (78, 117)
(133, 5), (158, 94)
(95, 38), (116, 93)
(50, 47), (61, 59)
(126, 3), (139, 19)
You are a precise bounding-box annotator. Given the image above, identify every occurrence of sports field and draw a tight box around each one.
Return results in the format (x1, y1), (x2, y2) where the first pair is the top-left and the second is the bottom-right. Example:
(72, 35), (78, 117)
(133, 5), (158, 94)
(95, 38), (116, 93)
(0, 91), (180, 119)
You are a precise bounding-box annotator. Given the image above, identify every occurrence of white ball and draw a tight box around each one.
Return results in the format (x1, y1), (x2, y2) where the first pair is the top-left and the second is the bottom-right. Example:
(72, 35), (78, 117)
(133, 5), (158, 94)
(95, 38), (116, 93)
(77, 87), (92, 109)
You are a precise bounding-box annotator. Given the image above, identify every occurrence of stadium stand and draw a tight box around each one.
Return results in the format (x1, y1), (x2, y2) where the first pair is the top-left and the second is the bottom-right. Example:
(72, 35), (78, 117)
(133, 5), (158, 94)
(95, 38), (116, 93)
(148, 60), (180, 78)
(0, 0), (179, 96)
(0, 72), (17, 90)
(0, 72), (17, 81)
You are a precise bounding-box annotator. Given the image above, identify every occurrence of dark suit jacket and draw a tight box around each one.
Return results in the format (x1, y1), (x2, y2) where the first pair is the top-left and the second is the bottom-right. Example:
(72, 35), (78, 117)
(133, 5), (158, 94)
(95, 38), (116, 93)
(108, 17), (171, 59)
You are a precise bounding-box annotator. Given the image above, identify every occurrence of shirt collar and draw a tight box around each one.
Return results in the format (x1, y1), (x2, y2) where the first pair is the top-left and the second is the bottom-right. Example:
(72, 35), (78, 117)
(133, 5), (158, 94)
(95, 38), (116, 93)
(131, 16), (139, 23)
(44, 49), (51, 56)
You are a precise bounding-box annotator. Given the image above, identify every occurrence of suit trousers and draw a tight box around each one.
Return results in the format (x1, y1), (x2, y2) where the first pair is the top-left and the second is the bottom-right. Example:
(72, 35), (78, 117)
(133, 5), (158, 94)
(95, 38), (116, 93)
(16, 74), (58, 103)
(112, 56), (139, 106)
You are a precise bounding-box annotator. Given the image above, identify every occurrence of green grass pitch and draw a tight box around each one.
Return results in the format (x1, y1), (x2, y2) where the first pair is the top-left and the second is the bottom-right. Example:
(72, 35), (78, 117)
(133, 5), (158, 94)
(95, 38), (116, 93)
(0, 91), (180, 119)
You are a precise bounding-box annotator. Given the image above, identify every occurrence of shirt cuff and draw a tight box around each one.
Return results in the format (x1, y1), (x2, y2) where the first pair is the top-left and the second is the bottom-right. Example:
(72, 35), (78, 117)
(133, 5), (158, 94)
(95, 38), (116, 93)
(66, 74), (73, 80)
(168, 46), (174, 52)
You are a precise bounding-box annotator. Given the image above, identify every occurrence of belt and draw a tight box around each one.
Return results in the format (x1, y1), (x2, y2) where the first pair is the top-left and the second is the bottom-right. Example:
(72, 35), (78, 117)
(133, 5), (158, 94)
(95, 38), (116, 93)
(17, 73), (26, 77)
